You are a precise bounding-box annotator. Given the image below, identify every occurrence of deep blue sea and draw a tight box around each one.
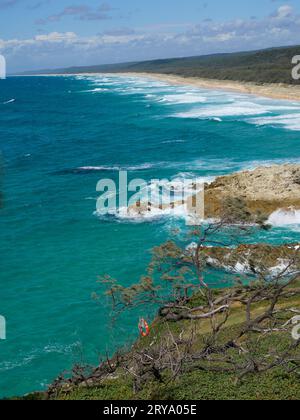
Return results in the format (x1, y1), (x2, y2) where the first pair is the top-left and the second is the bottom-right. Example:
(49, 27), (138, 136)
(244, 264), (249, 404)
(0, 74), (300, 398)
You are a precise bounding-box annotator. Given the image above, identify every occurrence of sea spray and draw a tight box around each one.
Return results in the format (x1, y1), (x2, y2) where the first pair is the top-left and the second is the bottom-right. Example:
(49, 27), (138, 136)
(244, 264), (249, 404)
(95, 171), (205, 225)
(268, 208), (300, 226)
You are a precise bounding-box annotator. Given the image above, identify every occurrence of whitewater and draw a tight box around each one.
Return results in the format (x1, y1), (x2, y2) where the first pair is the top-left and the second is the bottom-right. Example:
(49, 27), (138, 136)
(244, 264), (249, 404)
(0, 74), (299, 398)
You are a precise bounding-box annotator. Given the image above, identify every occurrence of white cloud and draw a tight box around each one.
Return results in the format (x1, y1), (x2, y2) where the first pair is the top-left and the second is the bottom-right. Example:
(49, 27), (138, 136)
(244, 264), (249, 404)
(276, 5), (293, 19)
(35, 32), (77, 42)
(1, 5), (300, 72)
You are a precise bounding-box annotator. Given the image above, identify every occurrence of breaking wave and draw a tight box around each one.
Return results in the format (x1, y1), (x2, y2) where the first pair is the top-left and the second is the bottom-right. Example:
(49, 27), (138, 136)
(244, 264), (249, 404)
(268, 208), (300, 227)
(78, 74), (300, 131)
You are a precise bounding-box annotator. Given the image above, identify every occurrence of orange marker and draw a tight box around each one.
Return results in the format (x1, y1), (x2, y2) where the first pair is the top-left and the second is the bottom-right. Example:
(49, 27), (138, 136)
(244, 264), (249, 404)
(138, 318), (150, 337)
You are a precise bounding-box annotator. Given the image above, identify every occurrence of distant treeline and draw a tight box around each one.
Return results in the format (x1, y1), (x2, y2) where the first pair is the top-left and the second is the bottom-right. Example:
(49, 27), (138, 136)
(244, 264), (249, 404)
(23, 45), (300, 85)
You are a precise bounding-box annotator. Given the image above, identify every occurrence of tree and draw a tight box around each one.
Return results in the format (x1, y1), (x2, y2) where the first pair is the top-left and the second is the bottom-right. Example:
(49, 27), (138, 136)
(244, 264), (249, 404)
(48, 200), (300, 397)
(93, 202), (300, 392)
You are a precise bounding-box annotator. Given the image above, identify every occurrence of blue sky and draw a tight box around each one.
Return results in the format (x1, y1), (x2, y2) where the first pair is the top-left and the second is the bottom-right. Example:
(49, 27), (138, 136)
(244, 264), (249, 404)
(0, 0), (300, 72)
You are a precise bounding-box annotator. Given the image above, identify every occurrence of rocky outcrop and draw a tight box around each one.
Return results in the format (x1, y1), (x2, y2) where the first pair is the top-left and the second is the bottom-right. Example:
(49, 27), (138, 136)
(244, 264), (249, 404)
(204, 164), (300, 220)
(126, 164), (300, 224)
(202, 243), (300, 275)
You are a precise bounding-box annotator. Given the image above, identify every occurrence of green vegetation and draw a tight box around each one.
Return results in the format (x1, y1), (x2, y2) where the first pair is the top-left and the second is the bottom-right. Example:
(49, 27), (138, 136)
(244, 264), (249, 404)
(51, 285), (300, 400)
(23, 45), (300, 85)
(56, 369), (300, 401)
(20, 260), (300, 400)
(14, 281), (300, 400)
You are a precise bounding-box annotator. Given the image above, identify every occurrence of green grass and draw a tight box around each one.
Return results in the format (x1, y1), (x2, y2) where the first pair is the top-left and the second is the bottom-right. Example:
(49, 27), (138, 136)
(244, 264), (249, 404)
(55, 367), (300, 401)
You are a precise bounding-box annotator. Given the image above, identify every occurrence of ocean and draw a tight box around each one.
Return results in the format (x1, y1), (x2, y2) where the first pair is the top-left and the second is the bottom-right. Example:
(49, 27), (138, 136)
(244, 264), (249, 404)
(0, 74), (300, 398)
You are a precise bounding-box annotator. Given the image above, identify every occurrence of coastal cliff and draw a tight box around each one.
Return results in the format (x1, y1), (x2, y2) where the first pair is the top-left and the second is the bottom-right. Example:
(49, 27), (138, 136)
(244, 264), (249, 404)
(22, 276), (300, 401)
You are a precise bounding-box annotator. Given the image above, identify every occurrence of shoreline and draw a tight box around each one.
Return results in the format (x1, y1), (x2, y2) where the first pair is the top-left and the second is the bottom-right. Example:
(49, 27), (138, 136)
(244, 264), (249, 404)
(114, 72), (300, 101)
(6, 73), (300, 399)
(19, 71), (300, 101)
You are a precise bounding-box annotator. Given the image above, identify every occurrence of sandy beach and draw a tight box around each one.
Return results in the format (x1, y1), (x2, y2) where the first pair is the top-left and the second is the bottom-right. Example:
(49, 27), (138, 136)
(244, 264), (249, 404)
(113, 72), (300, 102)
(32, 71), (300, 101)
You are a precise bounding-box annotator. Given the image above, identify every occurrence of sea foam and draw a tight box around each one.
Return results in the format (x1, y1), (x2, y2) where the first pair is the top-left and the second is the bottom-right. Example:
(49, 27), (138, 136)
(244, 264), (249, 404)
(160, 93), (207, 104)
(82, 74), (300, 132)
(250, 113), (300, 131)
(268, 208), (300, 227)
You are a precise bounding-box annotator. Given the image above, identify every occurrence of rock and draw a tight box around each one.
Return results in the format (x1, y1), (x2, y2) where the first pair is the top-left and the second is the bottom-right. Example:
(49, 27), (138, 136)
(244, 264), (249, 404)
(127, 164), (300, 223)
(202, 243), (300, 275)
(204, 164), (300, 220)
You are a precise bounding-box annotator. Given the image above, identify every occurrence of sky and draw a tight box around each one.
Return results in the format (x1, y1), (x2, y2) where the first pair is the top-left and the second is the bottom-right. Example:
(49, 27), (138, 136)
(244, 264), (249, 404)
(0, 0), (300, 72)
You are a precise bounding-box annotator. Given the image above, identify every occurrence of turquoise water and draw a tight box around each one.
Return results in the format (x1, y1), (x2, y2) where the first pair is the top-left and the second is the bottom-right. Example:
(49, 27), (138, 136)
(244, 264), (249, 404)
(0, 75), (300, 398)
